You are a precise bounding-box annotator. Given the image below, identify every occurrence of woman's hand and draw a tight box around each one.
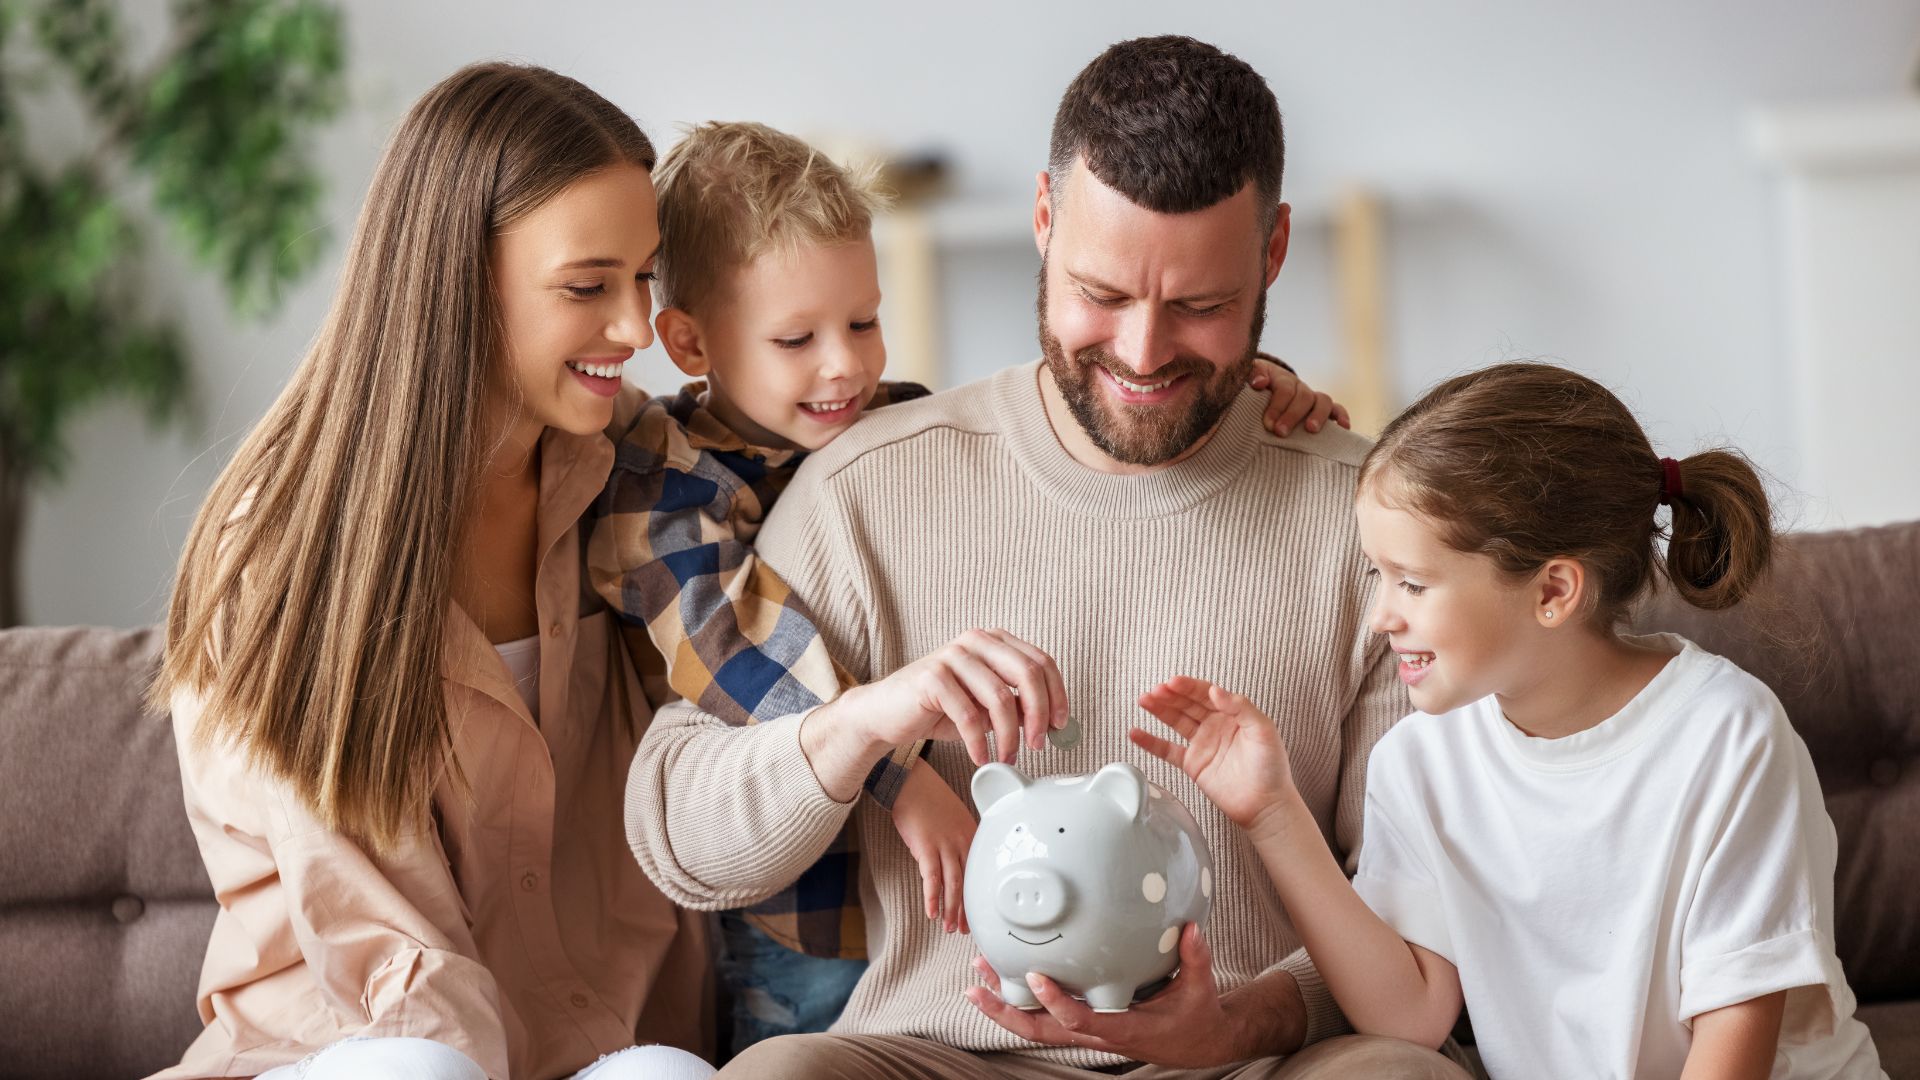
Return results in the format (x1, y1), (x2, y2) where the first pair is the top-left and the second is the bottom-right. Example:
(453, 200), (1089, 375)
(1131, 676), (1296, 832)
(890, 764), (978, 933)
(1249, 357), (1350, 437)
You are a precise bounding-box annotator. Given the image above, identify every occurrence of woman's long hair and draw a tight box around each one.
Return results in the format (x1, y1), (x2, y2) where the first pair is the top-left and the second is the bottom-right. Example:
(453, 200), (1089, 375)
(152, 63), (655, 850)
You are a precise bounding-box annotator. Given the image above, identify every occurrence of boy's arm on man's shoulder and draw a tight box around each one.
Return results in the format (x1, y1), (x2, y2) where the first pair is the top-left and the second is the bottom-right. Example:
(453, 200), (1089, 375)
(590, 406), (921, 804)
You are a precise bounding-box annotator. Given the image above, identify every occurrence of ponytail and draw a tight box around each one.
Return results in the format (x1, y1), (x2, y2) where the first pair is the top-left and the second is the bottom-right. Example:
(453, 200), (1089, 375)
(1661, 449), (1774, 611)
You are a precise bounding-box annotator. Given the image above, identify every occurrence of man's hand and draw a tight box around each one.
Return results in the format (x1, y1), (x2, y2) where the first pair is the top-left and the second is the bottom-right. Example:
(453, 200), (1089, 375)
(801, 629), (1068, 801)
(966, 924), (1267, 1068)
(1131, 676), (1297, 832)
(1249, 357), (1351, 437)
(891, 764), (977, 933)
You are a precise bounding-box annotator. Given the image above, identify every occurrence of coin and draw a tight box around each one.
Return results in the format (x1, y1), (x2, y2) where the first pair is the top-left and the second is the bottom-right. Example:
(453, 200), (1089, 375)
(1046, 713), (1083, 749)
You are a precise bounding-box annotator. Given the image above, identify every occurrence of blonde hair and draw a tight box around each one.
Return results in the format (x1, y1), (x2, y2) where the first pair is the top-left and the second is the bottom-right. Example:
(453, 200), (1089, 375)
(653, 121), (887, 313)
(152, 63), (655, 851)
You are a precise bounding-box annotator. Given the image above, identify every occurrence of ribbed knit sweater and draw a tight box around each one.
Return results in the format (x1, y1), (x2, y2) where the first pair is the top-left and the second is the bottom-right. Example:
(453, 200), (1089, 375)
(626, 361), (1409, 1067)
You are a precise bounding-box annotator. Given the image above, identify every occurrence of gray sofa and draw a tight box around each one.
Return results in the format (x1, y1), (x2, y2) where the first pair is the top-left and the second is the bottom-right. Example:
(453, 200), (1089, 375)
(2, 522), (1915, 1079)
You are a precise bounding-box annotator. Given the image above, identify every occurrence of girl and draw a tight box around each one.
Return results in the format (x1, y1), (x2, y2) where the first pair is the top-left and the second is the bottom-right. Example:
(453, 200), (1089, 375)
(150, 64), (713, 1080)
(1132, 363), (1884, 1078)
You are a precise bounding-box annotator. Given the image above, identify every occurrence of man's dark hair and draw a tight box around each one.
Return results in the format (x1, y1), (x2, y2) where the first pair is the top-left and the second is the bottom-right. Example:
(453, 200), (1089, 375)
(1049, 36), (1284, 233)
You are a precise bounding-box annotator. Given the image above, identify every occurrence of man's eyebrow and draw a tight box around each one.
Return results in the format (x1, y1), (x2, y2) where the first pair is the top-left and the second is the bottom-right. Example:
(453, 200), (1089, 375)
(1065, 269), (1239, 304)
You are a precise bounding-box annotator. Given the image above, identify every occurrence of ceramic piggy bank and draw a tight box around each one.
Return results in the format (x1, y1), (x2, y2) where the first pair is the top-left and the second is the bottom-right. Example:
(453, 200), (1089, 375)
(964, 761), (1213, 1012)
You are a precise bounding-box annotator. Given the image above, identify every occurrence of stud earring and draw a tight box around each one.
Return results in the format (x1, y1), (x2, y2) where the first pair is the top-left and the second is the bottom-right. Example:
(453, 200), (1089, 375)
(1544, 610), (1555, 620)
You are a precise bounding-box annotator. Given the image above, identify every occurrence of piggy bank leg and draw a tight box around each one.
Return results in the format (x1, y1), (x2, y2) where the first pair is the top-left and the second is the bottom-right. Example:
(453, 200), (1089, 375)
(1085, 983), (1134, 1013)
(998, 973), (1042, 1010)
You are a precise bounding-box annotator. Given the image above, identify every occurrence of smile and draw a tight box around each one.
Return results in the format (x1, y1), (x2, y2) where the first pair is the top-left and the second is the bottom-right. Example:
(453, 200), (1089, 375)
(800, 396), (856, 414)
(565, 358), (626, 379)
(1007, 932), (1062, 946)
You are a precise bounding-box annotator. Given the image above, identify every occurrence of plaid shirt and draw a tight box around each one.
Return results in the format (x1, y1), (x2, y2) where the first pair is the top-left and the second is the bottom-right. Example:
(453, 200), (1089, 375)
(586, 380), (932, 960)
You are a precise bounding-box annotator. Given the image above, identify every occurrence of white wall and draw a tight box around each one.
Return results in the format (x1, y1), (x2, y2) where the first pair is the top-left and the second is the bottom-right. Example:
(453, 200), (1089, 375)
(21, 0), (1920, 626)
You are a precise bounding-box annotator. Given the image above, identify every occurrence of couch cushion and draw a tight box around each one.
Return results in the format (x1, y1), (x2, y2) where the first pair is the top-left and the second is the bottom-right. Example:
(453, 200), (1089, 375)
(0, 626), (214, 1079)
(1632, 520), (1920, 1003)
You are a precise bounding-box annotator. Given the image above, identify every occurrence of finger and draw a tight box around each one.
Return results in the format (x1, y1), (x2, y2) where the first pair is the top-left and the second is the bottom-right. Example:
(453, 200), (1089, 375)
(1206, 683), (1259, 720)
(948, 648), (1022, 762)
(921, 852), (940, 921)
(1248, 368), (1270, 389)
(973, 955), (998, 984)
(1332, 402), (1352, 429)
(1127, 726), (1188, 770)
(1303, 391), (1334, 434)
(1146, 678), (1217, 723)
(1273, 386), (1314, 435)
(966, 985), (1062, 1044)
(1135, 692), (1202, 739)
(1026, 973), (1110, 1044)
(942, 848), (964, 932)
(927, 665), (991, 766)
(1178, 924), (1219, 995)
(991, 631), (1070, 731)
(968, 631), (1057, 749)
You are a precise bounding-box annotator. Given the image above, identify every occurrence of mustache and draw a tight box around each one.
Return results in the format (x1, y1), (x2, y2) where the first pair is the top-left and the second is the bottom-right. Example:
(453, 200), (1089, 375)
(1074, 345), (1216, 386)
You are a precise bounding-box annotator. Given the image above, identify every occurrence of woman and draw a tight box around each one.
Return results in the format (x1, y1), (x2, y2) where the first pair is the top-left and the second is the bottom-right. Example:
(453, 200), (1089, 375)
(149, 63), (713, 1080)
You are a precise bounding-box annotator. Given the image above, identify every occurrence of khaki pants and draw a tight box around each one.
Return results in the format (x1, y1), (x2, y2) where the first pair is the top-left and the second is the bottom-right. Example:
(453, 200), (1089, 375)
(721, 1032), (1475, 1079)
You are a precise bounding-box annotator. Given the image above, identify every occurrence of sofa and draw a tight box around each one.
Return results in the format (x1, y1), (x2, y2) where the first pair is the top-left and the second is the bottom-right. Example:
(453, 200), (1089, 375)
(1, 521), (1915, 1079)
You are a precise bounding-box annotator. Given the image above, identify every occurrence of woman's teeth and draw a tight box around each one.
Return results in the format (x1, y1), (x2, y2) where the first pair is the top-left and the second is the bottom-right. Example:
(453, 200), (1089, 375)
(1398, 652), (1435, 669)
(801, 397), (854, 413)
(567, 359), (624, 379)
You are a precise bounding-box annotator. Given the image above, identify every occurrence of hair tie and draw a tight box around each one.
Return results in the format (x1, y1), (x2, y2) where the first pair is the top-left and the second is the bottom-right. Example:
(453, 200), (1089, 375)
(1658, 457), (1684, 506)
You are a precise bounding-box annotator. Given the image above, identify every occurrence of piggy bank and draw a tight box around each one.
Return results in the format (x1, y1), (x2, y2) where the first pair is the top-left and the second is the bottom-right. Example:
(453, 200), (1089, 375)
(964, 761), (1213, 1012)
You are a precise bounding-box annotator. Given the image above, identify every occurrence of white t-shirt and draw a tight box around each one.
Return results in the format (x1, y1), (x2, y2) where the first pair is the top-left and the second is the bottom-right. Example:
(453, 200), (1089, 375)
(494, 634), (541, 723)
(1353, 634), (1883, 1080)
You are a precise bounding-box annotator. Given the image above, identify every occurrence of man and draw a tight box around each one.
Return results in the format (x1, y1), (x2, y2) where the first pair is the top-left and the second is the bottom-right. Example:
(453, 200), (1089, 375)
(626, 36), (1470, 1079)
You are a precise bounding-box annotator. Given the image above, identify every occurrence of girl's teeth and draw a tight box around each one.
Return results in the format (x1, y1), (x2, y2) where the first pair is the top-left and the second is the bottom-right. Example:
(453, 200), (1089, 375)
(1398, 653), (1435, 669)
(567, 360), (624, 379)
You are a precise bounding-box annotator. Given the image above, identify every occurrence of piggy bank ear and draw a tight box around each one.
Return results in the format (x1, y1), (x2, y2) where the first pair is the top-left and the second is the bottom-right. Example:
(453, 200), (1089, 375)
(1087, 762), (1146, 821)
(971, 763), (1031, 815)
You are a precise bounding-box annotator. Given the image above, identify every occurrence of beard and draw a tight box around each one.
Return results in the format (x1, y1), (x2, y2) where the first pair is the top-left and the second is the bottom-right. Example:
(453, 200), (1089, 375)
(1036, 263), (1264, 466)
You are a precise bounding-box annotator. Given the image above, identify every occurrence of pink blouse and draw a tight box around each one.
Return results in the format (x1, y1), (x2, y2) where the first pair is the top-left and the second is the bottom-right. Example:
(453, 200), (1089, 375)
(153, 425), (710, 1080)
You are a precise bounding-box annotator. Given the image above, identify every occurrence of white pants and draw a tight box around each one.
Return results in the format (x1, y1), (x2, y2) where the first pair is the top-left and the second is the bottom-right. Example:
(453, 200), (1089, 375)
(255, 1037), (715, 1080)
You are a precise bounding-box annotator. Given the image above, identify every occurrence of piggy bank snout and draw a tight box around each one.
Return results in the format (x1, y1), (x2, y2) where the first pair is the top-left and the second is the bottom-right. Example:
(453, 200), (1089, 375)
(995, 868), (1072, 930)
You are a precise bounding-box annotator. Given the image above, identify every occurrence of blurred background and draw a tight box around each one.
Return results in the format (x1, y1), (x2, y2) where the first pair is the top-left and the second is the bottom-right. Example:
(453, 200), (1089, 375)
(6, 0), (1919, 628)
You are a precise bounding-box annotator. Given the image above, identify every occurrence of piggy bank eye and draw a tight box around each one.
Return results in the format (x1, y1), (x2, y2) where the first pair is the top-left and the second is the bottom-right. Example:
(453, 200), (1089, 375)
(1013, 824), (1023, 832)
(1057, 827), (1066, 834)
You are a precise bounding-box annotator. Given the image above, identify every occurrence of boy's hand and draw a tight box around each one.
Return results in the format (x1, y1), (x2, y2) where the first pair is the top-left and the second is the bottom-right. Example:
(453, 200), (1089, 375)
(1130, 676), (1296, 831)
(1248, 357), (1350, 437)
(891, 762), (978, 933)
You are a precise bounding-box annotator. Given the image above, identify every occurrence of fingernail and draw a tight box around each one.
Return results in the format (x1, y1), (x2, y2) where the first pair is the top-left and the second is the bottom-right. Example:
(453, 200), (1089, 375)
(1026, 973), (1043, 990)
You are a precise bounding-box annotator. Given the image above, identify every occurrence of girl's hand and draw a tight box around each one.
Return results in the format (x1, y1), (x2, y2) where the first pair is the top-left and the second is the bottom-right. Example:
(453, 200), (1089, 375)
(1130, 676), (1295, 831)
(890, 763), (977, 933)
(1248, 357), (1351, 437)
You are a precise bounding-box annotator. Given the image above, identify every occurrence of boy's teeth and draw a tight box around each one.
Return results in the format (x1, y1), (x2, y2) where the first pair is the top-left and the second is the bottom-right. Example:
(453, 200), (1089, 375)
(567, 360), (624, 379)
(1114, 373), (1173, 394)
(801, 398), (853, 413)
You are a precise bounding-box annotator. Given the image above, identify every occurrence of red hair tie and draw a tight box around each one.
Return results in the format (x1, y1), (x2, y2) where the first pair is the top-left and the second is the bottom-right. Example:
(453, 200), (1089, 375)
(1658, 457), (1684, 506)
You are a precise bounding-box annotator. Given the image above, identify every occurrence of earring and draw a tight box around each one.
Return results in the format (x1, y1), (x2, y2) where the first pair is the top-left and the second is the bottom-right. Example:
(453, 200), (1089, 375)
(1544, 610), (1555, 620)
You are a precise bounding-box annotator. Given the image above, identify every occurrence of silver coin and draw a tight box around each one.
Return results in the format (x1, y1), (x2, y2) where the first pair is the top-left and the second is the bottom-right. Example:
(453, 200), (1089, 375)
(1046, 713), (1083, 749)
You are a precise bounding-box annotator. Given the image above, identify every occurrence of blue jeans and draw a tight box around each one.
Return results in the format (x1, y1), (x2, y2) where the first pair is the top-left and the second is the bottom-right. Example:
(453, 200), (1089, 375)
(714, 910), (867, 1061)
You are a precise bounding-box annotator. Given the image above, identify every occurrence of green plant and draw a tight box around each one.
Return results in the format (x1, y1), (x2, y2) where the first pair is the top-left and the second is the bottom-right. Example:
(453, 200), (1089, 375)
(0, 0), (343, 624)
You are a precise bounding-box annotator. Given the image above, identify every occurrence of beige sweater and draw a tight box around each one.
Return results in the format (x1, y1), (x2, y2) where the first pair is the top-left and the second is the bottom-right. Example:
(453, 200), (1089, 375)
(626, 361), (1409, 1067)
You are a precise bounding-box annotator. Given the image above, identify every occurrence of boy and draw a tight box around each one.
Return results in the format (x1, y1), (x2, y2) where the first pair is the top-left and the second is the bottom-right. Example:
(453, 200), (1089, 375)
(586, 121), (1342, 1056)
